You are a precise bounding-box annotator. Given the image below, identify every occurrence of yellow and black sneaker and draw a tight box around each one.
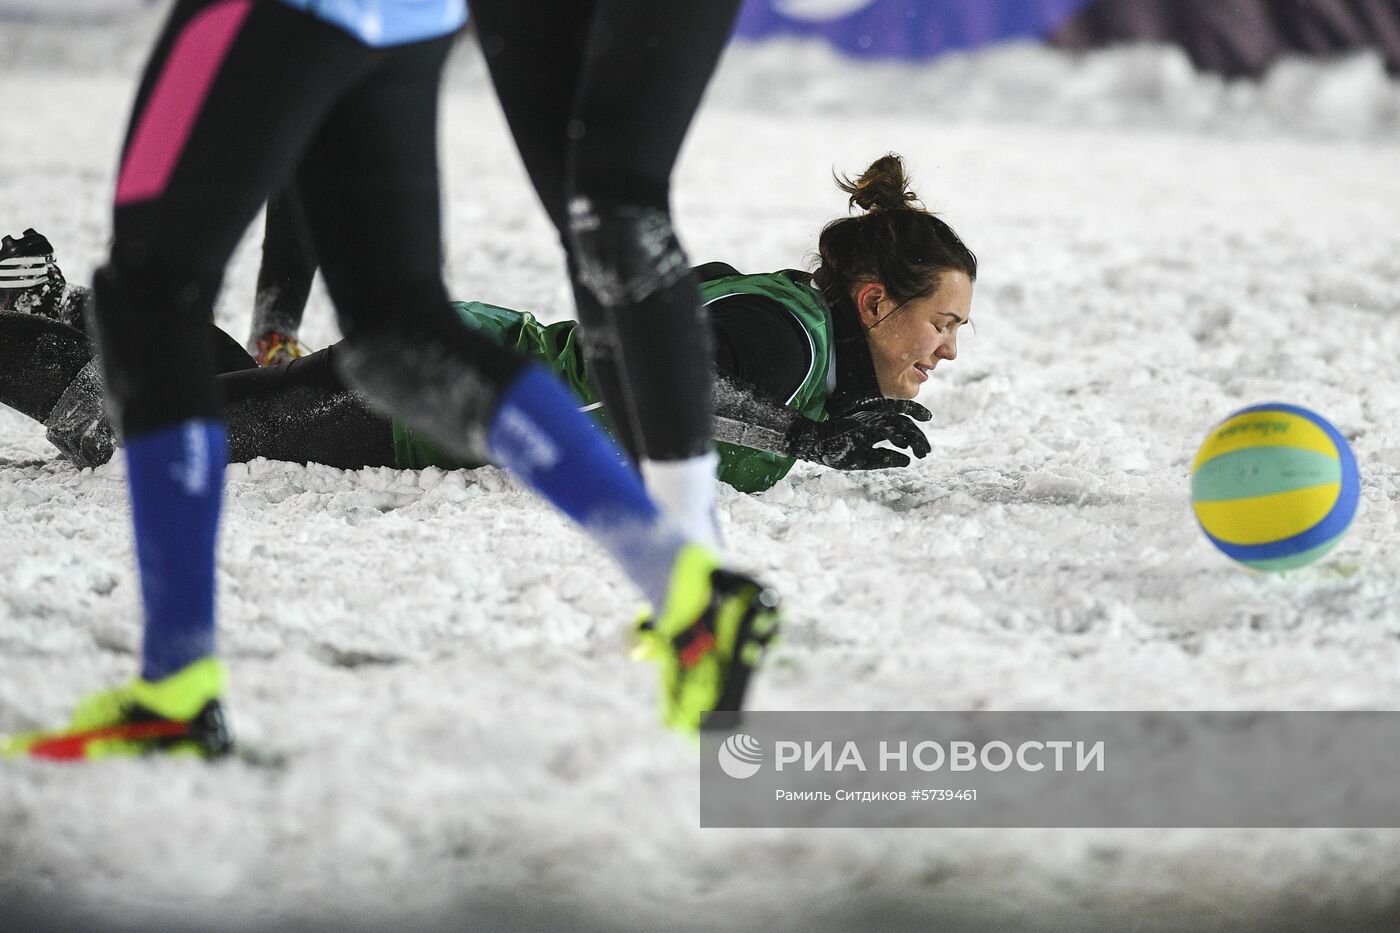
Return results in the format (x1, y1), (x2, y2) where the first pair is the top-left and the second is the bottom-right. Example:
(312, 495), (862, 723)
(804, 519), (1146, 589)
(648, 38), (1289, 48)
(644, 546), (782, 734)
(3, 658), (232, 762)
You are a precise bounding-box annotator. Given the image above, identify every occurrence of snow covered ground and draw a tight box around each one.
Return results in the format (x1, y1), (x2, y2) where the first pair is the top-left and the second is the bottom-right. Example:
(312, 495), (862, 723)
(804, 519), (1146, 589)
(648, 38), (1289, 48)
(4, 8), (1400, 932)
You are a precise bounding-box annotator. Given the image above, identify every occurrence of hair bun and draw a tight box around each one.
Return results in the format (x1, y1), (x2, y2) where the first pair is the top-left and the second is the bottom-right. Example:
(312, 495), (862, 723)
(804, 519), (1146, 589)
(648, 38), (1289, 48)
(814, 153), (977, 313)
(837, 153), (921, 213)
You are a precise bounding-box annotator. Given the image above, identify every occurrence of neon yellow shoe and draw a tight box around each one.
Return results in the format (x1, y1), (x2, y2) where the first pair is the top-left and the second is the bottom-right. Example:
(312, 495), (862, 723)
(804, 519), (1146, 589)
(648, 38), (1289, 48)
(648, 546), (781, 734)
(2, 658), (232, 762)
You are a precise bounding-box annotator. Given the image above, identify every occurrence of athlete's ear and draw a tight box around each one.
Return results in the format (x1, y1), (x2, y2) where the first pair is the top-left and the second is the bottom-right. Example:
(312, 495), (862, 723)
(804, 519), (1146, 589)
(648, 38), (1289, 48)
(854, 282), (885, 329)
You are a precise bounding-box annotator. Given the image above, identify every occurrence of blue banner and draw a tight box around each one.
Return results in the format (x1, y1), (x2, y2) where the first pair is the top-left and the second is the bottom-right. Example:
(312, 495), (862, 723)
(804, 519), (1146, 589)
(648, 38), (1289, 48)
(735, 0), (1097, 59)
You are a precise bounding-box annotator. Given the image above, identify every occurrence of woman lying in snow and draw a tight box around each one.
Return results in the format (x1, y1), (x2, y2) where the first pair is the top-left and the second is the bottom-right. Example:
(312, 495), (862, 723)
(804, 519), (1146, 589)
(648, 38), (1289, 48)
(0, 155), (975, 493)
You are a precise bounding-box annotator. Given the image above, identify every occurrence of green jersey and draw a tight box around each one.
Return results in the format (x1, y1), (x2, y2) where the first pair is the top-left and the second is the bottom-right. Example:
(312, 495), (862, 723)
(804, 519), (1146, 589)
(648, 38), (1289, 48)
(391, 271), (835, 492)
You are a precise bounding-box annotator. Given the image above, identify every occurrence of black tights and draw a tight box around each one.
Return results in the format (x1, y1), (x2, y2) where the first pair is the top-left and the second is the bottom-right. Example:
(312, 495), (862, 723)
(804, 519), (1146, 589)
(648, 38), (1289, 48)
(0, 312), (393, 469)
(250, 182), (317, 345)
(219, 344), (395, 468)
(94, 0), (522, 462)
(469, 0), (742, 462)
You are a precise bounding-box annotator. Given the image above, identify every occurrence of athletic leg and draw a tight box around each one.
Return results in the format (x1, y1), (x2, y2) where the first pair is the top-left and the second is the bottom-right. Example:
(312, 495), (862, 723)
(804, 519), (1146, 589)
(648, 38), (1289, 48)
(219, 345), (396, 468)
(0, 308), (390, 469)
(3, 2), (391, 760)
(0, 310), (259, 468)
(91, 0), (375, 689)
(468, 0), (643, 460)
(288, 34), (684, 608)
(564, 0), (744, 547)
(466, 3), (781, 729)
(249, 183), (316, 361)
(0, 312), (94, 422)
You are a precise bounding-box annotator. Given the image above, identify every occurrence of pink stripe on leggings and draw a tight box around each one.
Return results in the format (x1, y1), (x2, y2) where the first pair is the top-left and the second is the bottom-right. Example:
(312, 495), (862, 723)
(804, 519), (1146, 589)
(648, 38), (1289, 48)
(114, 0), (254, 206)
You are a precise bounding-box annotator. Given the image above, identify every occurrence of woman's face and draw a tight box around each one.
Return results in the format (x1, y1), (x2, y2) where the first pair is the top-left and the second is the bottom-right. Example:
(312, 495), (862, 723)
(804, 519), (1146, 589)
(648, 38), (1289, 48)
(856, 271), (973, 399)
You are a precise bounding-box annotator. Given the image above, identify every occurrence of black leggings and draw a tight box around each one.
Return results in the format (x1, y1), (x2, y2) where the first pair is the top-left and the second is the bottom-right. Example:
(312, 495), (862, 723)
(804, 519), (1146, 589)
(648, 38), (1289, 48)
(0, 311), (394, 469)
(250, 182), (317, 343)
(93, 0), (522, 455)
(219, 344), (395, 468)
(469, 0), (742, 461)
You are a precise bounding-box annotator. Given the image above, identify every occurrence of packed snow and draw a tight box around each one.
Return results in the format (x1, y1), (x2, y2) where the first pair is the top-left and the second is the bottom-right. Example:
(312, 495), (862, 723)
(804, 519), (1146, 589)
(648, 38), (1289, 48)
(3, 7), (1400, 932)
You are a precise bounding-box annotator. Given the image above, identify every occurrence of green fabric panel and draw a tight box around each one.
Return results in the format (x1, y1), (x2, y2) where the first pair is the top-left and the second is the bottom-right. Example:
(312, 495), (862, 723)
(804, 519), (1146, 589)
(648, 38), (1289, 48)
(1191, 447), (1340, 503)
(715, 443), (798, 493)
(698, 271), (836, 491)
(391, 282), (837, 493)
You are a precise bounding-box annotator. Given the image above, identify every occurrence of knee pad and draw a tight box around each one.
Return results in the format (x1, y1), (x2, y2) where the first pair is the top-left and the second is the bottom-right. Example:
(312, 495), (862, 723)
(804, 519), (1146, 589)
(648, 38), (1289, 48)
(566, 196), (689, 309)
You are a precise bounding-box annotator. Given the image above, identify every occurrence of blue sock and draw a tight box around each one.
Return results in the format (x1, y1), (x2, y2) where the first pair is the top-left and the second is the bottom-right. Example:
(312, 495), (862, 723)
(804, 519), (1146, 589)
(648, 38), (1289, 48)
(488, 365), (686, 608)
(124, 419), (227, 682)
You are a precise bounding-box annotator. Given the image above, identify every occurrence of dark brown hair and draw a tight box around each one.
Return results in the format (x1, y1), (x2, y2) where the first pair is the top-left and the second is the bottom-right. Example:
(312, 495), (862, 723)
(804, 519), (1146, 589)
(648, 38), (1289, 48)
(813, 154), (977, 313)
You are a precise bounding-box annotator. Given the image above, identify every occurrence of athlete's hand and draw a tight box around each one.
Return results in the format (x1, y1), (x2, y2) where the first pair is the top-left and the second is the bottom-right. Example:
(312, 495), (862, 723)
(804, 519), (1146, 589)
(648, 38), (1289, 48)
(786, 398), (932, 469)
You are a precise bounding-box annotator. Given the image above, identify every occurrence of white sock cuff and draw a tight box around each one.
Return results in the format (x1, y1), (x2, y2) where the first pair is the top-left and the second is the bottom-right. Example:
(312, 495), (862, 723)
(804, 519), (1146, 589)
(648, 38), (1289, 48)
(641, 451), (722, 551)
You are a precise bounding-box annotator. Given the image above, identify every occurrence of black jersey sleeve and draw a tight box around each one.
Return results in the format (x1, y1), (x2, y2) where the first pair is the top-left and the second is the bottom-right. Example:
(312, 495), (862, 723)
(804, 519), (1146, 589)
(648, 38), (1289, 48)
(707, 293), (813, 403)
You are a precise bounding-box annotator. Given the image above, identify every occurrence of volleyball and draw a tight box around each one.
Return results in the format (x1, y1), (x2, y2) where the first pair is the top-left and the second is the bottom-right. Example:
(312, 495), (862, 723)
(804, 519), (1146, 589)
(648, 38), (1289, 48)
(1190, 403), (1360, 571)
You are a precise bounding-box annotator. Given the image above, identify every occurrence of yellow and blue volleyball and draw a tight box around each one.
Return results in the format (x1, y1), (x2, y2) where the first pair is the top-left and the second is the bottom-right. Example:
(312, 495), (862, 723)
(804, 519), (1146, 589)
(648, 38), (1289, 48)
(1190, 403), (1359, 571)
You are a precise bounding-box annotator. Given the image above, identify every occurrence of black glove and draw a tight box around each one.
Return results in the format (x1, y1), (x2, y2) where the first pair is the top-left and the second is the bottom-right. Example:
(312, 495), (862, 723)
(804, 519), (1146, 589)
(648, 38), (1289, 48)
(786, 398), (932, 469)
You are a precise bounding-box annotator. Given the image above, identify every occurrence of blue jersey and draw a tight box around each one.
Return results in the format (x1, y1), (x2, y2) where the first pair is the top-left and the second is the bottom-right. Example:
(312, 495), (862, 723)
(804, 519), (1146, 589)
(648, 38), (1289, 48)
(276, 0), (466, 47)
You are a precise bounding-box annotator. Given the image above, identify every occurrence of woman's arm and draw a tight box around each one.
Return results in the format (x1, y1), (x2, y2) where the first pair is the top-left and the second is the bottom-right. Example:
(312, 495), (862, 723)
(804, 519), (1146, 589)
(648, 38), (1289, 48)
(713, 372), (932, 469)
(704, 291), (932, 469)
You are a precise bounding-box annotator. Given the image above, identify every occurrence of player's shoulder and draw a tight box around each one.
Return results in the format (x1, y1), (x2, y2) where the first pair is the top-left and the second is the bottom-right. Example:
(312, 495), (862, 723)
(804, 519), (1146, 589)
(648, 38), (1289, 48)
(694, 261), (742, 282)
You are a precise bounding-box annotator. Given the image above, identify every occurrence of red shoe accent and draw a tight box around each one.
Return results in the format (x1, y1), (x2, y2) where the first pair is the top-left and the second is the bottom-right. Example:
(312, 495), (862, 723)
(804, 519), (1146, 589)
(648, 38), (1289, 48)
(25, 719), (191, 761)
(678, 630), (716, 669)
